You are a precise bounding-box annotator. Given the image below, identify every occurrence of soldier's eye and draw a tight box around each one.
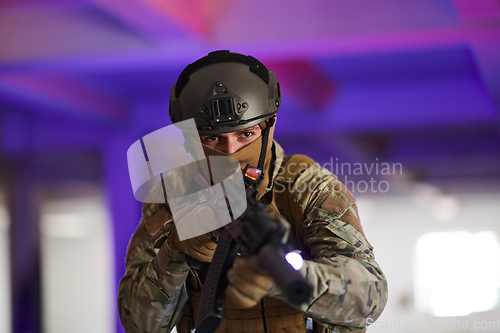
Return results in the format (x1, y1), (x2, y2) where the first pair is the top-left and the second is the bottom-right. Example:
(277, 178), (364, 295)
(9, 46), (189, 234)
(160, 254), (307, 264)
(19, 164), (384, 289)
(241, 132), (253, 138)
(204, 136), (219, 143)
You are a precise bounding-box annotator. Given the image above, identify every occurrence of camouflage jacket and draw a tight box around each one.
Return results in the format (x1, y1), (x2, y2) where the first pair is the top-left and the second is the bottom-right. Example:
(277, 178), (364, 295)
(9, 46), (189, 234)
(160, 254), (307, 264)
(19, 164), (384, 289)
(118, 141), (388, 333)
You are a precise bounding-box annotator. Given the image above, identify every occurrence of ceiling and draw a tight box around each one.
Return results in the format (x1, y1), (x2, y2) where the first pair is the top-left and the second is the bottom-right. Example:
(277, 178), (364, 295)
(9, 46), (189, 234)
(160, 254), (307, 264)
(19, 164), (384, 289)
(1, 0), (499, 185)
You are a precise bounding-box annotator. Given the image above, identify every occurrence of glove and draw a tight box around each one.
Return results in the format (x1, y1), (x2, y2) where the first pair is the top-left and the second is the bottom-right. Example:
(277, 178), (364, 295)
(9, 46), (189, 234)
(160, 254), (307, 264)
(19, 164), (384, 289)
(226, 256), (276, 309)
(167, 203), (218, 263)
(167, 227), (216, 263)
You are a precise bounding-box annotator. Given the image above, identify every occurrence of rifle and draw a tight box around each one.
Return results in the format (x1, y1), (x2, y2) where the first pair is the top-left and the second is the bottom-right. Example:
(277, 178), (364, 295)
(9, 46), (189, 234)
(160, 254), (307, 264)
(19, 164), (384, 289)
(192, 165), (311, 333)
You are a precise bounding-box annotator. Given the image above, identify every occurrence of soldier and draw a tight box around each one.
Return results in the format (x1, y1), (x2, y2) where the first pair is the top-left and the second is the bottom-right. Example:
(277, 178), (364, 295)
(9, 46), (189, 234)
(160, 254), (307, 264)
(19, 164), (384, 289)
(118, 50), (388, 333)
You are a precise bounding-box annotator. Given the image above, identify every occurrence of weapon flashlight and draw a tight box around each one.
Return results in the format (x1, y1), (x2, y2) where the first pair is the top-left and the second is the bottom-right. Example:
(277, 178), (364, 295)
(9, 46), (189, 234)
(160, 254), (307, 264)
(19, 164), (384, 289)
(285, 251), (304, 270)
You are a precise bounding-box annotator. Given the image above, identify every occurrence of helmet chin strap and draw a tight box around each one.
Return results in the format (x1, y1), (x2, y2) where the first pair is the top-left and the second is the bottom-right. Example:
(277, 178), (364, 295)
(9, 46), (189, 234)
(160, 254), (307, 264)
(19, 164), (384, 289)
(257, 116), (276, 174)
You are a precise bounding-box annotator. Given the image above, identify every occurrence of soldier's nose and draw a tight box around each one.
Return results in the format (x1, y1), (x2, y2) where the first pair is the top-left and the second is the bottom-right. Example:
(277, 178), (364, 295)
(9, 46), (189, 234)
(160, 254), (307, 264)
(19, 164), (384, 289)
(224, 138), (240, 154)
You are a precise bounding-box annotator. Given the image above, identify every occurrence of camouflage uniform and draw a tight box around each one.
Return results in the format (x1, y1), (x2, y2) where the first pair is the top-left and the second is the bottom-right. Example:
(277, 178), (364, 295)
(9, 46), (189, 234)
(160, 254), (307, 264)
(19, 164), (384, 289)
(118, 142), (388, 333)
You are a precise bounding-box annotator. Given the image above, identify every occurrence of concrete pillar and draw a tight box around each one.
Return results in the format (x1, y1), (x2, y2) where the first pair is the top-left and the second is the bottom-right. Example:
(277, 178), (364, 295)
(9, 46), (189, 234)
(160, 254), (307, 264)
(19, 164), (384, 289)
(7, 161), (42, 333)
(103, 134), (141, 333)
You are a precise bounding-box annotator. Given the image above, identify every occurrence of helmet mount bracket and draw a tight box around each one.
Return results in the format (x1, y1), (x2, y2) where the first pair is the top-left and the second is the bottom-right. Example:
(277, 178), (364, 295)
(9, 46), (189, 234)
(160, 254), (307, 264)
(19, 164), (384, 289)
(199, 82), (249, 129)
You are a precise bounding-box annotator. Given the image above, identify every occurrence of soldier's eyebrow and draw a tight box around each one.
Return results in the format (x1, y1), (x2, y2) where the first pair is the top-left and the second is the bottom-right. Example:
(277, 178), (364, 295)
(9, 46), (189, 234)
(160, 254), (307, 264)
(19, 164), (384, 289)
(235, 126), (260, 134)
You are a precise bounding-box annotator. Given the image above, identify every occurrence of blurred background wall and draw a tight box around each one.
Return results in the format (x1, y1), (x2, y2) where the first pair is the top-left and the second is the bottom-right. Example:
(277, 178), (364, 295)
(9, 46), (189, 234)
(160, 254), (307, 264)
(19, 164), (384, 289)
(0, 0), (499, 332)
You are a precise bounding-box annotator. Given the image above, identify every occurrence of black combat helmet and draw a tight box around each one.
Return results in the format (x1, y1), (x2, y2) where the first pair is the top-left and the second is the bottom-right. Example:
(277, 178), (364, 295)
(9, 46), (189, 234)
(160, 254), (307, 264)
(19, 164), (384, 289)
(169, 50), (281, 135)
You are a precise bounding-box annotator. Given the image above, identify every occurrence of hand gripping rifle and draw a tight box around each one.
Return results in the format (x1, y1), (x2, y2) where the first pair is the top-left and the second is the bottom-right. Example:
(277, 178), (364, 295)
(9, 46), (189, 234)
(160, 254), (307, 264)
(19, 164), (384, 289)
(192, 165), (311, 333)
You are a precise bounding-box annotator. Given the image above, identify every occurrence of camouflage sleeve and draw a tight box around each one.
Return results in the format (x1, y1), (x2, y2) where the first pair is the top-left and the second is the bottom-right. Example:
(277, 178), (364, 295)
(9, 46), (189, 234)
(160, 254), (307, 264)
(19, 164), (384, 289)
(117, 203), (190, 333)
(275, 164), (388, 331)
